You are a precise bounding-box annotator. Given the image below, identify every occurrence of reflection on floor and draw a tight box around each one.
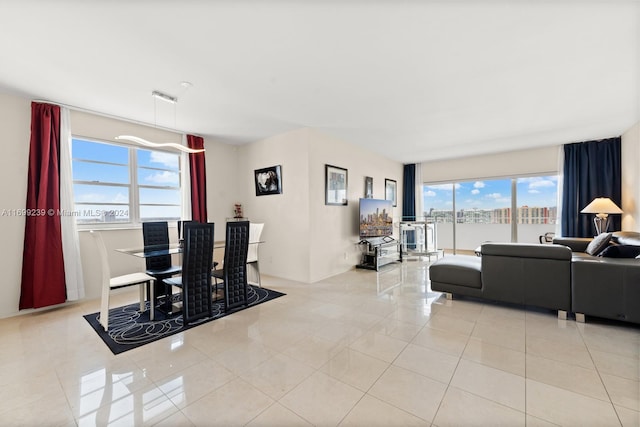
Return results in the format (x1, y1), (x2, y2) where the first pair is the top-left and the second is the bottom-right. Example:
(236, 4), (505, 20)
(0, 259), (638, 426)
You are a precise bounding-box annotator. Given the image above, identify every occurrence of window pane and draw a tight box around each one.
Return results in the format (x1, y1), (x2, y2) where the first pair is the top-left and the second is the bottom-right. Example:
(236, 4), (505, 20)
(72, 138), (128, 164)
(74, 184), (129, 204)
(138, 149), (180, 170)
(455, 179), (511, 251)
(73, 161), (129, 184)
(140, 205), (181, 221)
(138, 168), (179, 187)
(139, 188), (181, 205)
(423, 183), (455, 253)
(423, 183), (455, 223)
(516, 176), (558, 243)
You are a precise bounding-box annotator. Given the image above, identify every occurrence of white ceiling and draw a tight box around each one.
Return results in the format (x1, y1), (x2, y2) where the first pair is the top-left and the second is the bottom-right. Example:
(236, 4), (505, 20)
(1, 1), (638, 163)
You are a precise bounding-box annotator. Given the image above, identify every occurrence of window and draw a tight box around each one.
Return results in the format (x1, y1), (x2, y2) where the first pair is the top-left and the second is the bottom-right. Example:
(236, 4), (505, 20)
(424, 174), (558, 252)
(72, 137), (181, 225)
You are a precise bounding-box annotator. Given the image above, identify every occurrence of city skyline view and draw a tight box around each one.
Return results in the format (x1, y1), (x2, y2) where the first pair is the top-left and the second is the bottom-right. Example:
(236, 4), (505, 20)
(423, 176), (558, 223)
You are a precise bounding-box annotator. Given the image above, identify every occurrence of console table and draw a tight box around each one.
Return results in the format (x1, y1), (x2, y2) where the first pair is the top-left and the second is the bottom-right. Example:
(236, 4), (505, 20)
(356, 238), (400, 271)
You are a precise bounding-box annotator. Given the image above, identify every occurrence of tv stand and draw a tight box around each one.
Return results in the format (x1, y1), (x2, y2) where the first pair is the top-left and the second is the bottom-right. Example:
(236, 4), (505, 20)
(356, 238), (400, 271)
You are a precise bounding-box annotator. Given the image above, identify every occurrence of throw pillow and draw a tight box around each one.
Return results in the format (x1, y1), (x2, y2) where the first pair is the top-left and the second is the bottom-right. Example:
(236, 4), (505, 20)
(599, 245), (640, 258)
(585, 232), (612, 256)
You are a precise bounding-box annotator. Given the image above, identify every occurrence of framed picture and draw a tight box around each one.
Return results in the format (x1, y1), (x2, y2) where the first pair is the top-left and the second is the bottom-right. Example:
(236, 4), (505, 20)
(385, 178), (397, 207)
(254, 165), (282, 196)
(365, 176), (373, 198)
(325, 164), (348, 205)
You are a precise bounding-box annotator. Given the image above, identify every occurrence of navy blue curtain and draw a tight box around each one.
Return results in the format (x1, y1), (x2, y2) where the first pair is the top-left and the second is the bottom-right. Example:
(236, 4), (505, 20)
(402, 164), (416, 221)
(562, 137), (621, 237)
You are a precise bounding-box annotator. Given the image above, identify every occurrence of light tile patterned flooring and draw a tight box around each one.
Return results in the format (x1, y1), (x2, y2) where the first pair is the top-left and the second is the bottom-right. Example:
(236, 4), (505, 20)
(1, 260), (640, 426)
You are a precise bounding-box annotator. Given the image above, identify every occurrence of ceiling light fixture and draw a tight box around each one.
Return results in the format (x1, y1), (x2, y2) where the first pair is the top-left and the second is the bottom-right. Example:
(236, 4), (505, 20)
(151, 90), (177, 104)
(115, 135), (205, 153)
(115, 88), (205, 153)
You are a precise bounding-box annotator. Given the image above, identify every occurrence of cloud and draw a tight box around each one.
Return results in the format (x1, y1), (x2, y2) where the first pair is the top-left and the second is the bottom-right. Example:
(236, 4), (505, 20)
(145, 171), (179, 184)
(487, 193), (502, 199)
(425, 190), (436, 197)
(471, 189), (480, 195)
(149, 152), (179, 168)
(529, 179), (555, 189)
(529, 189), (540, 194)
(473, 181), (485, 188)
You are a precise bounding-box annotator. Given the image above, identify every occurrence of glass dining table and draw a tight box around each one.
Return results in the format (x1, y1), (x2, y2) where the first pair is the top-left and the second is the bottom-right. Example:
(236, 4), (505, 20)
(115, 240), (262, 318)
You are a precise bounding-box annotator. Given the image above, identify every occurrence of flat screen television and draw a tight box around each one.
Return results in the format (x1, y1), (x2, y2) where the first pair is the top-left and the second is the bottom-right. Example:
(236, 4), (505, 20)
(359, 198), (393, 239)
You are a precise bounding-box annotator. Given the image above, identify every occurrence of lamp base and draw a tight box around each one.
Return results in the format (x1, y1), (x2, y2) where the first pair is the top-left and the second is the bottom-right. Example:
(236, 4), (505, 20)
(593, 216), (610, 236)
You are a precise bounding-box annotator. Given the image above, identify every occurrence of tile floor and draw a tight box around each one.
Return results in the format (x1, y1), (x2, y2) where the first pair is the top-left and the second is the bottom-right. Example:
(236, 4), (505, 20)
(1, 260), (640, 426)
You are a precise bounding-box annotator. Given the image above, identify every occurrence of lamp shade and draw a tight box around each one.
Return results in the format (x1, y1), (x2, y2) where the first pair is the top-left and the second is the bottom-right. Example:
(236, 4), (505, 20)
(580, 197), (623, 214)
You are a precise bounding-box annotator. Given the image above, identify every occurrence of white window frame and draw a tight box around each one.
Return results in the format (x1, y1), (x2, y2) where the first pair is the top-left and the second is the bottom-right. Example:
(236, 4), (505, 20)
(72, 136), (183, 229)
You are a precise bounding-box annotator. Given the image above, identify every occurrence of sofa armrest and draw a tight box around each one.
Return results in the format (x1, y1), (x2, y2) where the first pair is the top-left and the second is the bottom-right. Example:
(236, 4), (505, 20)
(552, 237), (592, 253)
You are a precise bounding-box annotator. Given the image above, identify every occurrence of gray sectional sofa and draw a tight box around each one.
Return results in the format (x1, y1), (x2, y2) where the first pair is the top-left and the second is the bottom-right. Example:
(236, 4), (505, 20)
(554, 232), (640, 324)
(429, 243), (572, 318)
(429, 231), (640, 324)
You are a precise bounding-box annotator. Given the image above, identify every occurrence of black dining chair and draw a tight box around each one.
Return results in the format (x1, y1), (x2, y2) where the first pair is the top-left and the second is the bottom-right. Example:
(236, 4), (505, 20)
(142, 221), (182, 310)
(212, 221), (250, 311)
(163, 222), (215, 324)
(179, 219), (219, 271)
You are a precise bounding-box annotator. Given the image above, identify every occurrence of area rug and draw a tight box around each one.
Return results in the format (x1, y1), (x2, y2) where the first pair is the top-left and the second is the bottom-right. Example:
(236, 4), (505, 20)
(84, 285), (285, 355)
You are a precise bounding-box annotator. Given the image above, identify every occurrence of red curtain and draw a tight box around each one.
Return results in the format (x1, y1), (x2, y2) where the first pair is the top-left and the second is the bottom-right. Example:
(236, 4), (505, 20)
(187, 135), (207, 222)
(20, 103), (66, 309)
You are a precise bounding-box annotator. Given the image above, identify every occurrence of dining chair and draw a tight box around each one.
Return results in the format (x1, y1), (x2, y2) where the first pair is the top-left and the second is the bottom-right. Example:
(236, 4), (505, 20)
(163, 222), (215, 324)
(91, 230), (154, 331)
(247, 222), (264, 287)
(142, 221), (181, 310)
(179, 219), (219, 271)
(212, 221), (250, 311)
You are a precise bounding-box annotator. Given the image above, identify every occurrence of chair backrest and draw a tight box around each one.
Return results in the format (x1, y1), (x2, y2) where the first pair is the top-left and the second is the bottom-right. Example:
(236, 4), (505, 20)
(181, 222), (215, 323)
(177, 220), (197, 240)
(142, 221), (172, 271)
(223, 221), (250, 309)
(90, 230), (111, 289)
(247, 222), (264, 263)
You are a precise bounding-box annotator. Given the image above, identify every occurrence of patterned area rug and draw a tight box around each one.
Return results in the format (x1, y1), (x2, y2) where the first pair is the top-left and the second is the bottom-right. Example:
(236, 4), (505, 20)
(84, 285), (285, 355)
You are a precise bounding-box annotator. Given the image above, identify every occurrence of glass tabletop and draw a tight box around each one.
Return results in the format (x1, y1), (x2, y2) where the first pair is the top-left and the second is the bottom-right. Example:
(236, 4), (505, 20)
(116, 240), (246, 257)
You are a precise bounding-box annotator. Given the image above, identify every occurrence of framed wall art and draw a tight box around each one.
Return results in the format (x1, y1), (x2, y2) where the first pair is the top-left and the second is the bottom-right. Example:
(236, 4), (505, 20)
(364, 176), (373, 198)
(385, 178), (397, 207)
(254, 165), (282, 196)
(325, 164), (348, 205)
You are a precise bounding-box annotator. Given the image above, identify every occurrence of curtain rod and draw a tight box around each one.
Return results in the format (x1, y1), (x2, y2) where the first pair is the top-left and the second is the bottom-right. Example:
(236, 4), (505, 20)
(31, 98), (203, 138)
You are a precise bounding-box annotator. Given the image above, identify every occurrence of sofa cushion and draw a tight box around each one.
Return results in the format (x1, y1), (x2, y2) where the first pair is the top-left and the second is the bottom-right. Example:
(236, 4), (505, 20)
(585, 232), (612, 256)
(429, 256), (482, 289)
(612, 231), (640, 246)
(599, 245), (640, 258)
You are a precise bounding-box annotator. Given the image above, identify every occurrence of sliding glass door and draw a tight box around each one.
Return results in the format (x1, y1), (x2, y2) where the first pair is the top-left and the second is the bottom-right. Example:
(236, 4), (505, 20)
(424, 175), (557, 253)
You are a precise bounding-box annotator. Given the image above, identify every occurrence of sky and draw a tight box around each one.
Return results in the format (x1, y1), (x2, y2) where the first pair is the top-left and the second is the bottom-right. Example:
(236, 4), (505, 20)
(424, 176), (558, 211)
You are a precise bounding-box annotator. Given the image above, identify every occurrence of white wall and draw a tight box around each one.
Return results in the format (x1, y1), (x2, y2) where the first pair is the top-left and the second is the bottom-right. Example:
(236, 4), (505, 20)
(0, 93), (30, 318)
(421, 145), (559, 183)
(622, 121), (640, 231)
(238, 128), (312, 282)
(307, 129), (403, 282)
(238, 128), (403, 283)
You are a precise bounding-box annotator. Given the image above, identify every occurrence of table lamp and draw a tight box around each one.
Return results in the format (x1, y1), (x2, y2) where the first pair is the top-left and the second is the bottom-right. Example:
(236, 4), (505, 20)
(580, 197), (623, 235)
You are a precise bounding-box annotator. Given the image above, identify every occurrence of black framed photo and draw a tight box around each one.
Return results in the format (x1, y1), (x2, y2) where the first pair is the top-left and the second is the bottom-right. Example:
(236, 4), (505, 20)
(385, 178), (397, 207)
(365, 176), (373, 198)
(254, 165), (282, 196)
(325, 164), (348, 205)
